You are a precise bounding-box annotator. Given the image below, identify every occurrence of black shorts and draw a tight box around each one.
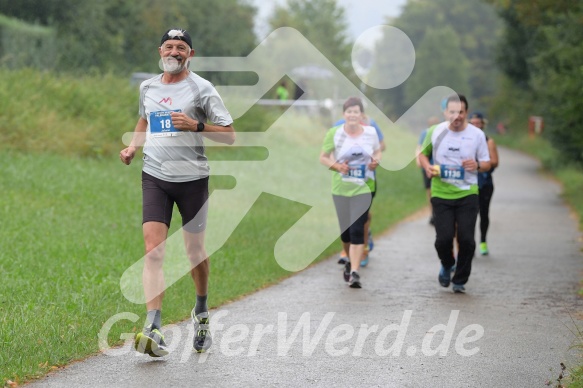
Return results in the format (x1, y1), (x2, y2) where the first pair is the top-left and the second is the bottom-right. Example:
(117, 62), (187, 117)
(142, 171), (209, 233)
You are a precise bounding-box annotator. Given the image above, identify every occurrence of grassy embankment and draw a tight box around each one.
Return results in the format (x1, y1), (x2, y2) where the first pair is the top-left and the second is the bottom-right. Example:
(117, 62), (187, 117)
(0, 68), (427, 385)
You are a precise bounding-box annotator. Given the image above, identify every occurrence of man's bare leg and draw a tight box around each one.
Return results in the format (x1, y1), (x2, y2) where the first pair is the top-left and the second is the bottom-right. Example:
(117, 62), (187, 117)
(143, 221), (169, 310)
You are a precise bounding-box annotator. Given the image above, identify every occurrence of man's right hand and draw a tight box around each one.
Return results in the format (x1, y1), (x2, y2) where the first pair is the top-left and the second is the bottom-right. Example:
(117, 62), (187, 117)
(120, 147), (136, 165)
(425, 164), (439, 179)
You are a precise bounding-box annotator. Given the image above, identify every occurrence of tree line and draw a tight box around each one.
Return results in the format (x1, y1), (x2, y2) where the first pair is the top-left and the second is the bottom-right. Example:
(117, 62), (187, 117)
(1, 0), (580, 164)
(0, 0), (258, 74)
(486, 0), (583, 165)
(368, 0), (502, 119)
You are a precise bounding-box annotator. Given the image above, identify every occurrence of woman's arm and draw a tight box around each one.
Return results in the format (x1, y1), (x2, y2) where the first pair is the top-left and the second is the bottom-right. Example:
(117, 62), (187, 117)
(487, 138), (499, 169)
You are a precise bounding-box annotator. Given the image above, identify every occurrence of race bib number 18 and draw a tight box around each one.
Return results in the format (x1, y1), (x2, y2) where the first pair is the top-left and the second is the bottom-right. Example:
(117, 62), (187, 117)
(150, 110), (182, 137)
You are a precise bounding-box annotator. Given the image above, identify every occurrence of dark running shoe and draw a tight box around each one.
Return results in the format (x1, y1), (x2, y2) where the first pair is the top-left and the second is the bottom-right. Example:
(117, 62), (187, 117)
(349, 271), (361, 288)
(438, 265), (455, 288)
(343, 261), (351, 282)
(192, 310), (212, 353)
(134, 325), (169, 357)
(338, 256), (349, 265)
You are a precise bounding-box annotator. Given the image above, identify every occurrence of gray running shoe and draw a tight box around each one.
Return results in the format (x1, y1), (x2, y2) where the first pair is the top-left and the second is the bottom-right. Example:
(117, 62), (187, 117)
(134, 325), (169, 357)
(343, 261), (351, 282)
(349, 271), (361, 288)
(192, 310), (212, 353)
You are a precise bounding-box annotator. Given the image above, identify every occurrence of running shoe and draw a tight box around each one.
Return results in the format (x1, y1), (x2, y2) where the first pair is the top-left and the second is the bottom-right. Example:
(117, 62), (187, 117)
(192, 310), (212, 353)
(479, 242), (489, 256)
(367, 229), (374, 252)
(438, 265), (454, 288)
(452, 284), (466, 293)
(360, 254), (369, 267)
(349, 271), (361, 288)
(338, 256), (349, 265)
(343, 261), (351, 282)
(134, 325), (169, 357)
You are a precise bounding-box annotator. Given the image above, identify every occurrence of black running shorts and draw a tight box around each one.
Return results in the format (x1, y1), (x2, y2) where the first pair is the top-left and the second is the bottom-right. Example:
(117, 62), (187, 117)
(142, 171), (209, 233)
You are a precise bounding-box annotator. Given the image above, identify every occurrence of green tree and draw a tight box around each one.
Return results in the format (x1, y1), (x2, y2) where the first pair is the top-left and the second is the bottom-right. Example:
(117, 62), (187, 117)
(0, 0), (258, 77)
(493, 6), (535, 89)
(0, 0), (74, 25)
(60, 0), (258, 74)
(487, 0), (583, 164)
(403, 26), (471, 108)
(370, 0), (501, 115)
(269, 0), (352, 73)
(484, 0), (575, 91)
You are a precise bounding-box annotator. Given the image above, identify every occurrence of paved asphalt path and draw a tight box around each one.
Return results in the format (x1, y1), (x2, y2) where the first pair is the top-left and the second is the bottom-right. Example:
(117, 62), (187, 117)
(28, 147), (583, 387)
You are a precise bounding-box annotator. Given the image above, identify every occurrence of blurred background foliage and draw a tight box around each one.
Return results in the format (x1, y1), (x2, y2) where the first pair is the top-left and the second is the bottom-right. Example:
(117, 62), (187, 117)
(0, 0), (258, 74)
(0, 0), (581, 165)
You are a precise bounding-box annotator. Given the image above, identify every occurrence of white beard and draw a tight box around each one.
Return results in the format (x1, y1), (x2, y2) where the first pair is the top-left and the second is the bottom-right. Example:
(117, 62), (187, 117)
(162, 57), (188, 74)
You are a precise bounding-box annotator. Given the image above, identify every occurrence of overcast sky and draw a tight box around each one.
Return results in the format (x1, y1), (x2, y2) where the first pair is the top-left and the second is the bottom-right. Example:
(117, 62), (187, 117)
(251, 0), (408, 40)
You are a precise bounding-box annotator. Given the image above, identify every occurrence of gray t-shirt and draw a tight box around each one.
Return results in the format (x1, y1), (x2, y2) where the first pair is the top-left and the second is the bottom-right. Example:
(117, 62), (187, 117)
(139, 72), (233, 182)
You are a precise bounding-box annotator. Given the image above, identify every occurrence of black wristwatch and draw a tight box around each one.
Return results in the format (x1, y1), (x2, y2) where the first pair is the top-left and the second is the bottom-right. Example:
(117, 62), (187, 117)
(196, 122), (205, 132)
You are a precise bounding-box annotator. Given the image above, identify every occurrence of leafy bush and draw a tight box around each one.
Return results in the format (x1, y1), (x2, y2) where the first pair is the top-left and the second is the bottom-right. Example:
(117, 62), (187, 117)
(0, 14), (57, 70)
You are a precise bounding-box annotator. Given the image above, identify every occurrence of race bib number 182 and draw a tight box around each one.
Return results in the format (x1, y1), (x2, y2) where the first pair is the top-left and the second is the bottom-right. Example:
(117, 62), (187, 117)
(347, 163), (366, 179)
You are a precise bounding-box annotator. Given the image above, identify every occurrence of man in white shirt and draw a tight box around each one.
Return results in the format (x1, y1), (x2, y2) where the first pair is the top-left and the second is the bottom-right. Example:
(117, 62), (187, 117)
(418, 95), (490, 293)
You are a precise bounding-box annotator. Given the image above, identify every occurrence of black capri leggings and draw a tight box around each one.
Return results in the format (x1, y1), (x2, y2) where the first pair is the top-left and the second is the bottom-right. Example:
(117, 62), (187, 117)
(332, 193), (372, 245)
(478, 184), (494, 243)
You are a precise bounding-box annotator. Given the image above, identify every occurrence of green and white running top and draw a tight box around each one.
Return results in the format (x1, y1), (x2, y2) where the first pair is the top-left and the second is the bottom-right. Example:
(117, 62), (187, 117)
(421, 122), (490, 199)
(139, 72), (233, 183)
(322, 124), (380, 197)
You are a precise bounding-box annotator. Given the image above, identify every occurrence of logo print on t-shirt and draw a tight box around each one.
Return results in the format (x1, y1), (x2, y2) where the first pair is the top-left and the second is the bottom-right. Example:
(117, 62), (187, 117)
(159, 97), (173, 105)
(343, 145), (367, 165)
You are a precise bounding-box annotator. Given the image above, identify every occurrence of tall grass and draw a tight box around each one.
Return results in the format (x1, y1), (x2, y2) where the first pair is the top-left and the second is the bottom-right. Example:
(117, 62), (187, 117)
(0, 68), (137, 157)
(0, 69), (428, 384)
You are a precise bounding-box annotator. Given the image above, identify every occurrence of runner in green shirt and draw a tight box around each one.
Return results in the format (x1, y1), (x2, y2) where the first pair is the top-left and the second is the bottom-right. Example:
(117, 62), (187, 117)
(418, 94), (490, 293)
(320, 97), (381, 288)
